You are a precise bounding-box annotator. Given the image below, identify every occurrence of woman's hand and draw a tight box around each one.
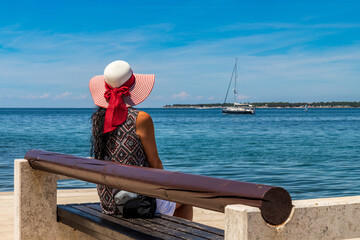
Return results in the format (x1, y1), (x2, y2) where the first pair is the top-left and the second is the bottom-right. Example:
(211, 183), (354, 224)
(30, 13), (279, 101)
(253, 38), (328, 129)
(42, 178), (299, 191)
(135, 111), (164, 169)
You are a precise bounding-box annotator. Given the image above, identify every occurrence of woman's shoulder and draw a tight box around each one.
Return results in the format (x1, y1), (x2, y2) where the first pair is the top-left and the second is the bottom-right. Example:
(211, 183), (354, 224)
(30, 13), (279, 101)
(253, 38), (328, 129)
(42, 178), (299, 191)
(136, 111), (152, 125)
(128, 108), (151, 120)
(134, 110), (154, 140)
(133, 110), (154, 135)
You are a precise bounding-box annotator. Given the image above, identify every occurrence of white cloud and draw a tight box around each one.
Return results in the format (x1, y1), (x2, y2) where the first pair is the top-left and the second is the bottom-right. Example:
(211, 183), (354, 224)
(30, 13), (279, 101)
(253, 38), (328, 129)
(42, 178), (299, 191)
(171, 91), (191, 100)
(20, 93), (50, 99)
(72, 94), (88, 100)
(40, 93), (50, 99)
(54, 91), (72, 100)
(196, 96), (203, 100)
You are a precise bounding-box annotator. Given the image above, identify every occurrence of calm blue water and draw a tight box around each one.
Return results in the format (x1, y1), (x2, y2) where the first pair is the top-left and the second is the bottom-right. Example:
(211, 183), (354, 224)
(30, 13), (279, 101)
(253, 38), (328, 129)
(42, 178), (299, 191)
(0, 108), (359, 200)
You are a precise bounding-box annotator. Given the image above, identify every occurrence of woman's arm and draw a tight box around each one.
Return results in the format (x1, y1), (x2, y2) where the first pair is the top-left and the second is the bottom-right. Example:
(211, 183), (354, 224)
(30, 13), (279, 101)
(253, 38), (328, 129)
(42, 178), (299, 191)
(135, 111), (164, 169)
(136, 110), (193, 220)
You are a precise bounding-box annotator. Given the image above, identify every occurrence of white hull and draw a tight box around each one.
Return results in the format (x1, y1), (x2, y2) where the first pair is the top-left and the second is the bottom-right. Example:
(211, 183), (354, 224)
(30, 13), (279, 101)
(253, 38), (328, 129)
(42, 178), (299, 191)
(222, 106), (255, 114)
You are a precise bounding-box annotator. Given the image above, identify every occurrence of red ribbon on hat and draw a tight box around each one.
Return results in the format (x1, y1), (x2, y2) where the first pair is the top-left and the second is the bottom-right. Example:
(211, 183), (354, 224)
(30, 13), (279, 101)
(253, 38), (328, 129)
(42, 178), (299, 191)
(103, 75), (135, 133)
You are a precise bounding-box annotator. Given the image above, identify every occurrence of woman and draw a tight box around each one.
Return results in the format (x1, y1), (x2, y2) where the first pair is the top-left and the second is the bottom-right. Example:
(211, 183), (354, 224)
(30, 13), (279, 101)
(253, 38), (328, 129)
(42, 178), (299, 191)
(89, 60), (193, 220)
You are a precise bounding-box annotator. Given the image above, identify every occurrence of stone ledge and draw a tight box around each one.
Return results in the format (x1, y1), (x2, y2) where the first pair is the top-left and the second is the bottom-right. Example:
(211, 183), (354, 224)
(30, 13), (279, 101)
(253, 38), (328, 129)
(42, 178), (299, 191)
(225, 196), (360, 240)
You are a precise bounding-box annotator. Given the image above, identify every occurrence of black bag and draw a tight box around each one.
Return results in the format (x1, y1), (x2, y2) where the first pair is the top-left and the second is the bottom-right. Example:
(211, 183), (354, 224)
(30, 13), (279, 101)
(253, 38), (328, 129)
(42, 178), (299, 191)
(122, 195), (157, 219)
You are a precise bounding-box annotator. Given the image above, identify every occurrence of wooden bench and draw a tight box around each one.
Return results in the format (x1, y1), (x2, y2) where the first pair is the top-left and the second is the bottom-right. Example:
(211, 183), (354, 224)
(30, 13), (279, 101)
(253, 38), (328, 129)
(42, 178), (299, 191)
(57, 202), (224, 240)
(17, 151), (292, 239)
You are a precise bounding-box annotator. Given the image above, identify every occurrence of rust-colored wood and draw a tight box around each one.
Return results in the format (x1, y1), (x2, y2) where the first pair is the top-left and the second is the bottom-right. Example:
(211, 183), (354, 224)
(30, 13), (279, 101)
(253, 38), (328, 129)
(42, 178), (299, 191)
(26, 149), (292, 225)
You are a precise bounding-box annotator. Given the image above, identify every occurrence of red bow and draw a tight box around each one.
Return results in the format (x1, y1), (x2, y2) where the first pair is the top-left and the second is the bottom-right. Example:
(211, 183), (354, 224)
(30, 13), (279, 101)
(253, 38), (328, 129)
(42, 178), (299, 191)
(103, 75), (135, 133)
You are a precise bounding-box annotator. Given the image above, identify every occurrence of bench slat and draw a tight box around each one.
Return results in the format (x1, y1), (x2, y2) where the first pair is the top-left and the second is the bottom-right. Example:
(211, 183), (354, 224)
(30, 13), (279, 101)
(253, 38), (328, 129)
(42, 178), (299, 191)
(85, 203), (223, 240)
(86, 203), (224, 237)
(73, 204), (209, 240)
(58, 204), (170, 240)
(156, 211), (224, 236)
(145, 216), (223, 240)
(57, 210), (114, 240)
(58, 203), (224, 240)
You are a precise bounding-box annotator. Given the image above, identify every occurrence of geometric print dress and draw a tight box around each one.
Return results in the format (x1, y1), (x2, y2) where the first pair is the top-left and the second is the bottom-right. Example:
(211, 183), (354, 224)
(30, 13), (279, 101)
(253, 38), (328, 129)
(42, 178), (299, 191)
(97, 107), (149, 215)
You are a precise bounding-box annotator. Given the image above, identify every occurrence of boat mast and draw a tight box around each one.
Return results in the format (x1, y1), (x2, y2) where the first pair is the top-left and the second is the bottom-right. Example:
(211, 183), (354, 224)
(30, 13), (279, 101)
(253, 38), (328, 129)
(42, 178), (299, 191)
(223, 59), (237, 105)
(234, 58), (238, 106)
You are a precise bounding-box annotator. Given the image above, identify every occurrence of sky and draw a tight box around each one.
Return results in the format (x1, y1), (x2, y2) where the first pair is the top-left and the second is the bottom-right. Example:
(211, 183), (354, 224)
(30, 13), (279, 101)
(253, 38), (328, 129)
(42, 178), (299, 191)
(0, 0), (359, 107)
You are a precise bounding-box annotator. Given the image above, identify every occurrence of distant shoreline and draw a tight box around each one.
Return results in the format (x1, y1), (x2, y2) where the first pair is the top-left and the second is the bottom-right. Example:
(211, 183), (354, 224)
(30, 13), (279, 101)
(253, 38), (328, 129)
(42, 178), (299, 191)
(163, 101), (360, 109)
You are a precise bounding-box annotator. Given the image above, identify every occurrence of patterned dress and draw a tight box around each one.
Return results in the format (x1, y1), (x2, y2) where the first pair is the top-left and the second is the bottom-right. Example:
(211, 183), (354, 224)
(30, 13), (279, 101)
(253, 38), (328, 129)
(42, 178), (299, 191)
(97, 107), (149, 215)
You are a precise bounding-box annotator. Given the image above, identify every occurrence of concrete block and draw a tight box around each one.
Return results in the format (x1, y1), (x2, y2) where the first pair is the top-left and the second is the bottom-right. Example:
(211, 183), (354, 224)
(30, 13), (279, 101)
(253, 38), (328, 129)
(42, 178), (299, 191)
(225, 196), (360, 240)
(14, 159), (58, 240)
(14, 159), (96, 240)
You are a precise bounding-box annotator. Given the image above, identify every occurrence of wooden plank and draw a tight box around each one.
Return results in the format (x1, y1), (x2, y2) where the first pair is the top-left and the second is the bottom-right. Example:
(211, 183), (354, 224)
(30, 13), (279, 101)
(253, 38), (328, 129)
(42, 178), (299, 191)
(58, 205), (166, 240)
(85, 203), (223, 240)
(57, 212), (113, 240)
(84, 203), (224, 239)
(158, 213), (224, 236)
(86, 203), (223, 236)
(75, 204), (208, 240)
(86, 202), (108, 211)
(143, 216), (223, 240)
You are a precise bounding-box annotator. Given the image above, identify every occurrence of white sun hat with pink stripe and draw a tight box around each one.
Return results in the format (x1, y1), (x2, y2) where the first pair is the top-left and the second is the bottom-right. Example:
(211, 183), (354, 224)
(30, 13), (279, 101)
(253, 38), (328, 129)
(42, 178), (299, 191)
(89, 60), (155, 108)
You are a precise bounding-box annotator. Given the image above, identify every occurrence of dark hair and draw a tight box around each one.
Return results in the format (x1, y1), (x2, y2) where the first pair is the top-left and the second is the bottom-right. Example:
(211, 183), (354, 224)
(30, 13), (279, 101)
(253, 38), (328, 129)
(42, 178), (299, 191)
(90, 107), (108, 159)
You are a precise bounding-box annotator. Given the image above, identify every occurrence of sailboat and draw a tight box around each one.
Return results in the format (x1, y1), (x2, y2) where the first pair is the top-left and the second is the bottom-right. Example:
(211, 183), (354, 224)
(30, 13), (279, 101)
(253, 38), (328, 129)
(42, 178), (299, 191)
(222, 59), (255, 114)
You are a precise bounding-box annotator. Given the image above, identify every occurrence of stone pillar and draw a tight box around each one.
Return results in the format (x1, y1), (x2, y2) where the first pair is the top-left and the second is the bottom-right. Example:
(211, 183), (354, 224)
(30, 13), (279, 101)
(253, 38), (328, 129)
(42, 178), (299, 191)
(225, 205), (255, 240)
(14, 159), (95, 240)
(14, 159), (58, 240)
(225, 196), (360, 240)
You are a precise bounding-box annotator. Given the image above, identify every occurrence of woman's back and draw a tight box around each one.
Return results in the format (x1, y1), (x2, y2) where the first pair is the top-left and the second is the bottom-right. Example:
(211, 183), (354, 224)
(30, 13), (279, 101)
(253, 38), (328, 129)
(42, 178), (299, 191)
(104, 108), (148, 167)
(97, 107), (149, 214)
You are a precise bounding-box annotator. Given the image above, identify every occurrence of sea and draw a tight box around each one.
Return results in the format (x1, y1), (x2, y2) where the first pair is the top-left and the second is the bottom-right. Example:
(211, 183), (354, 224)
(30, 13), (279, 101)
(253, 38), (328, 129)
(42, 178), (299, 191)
(0, 108), (359, 200)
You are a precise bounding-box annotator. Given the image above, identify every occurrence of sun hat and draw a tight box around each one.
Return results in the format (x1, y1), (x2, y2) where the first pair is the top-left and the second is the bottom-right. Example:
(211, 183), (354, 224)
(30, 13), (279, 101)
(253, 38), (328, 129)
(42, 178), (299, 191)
(89, 60), (155, 133)
(89, 60), (155, 108)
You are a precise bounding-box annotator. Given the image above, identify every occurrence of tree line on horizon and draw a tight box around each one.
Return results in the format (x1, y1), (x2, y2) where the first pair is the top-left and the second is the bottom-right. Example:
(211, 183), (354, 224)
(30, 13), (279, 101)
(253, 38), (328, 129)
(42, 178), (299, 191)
(164, 101), (360, 108)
